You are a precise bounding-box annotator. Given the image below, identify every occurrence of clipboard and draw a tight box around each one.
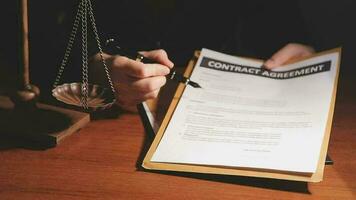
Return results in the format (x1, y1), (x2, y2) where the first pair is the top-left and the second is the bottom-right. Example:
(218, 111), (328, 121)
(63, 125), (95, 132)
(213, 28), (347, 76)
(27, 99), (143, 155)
(142, 48), (341, 182)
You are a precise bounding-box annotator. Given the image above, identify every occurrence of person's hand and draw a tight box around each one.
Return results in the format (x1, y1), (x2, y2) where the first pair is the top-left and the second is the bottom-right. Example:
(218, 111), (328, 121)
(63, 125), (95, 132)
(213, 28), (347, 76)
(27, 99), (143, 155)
(109, 49), (174, 112)
(107, 49), (174, 112)
(263, 43), (315, 69)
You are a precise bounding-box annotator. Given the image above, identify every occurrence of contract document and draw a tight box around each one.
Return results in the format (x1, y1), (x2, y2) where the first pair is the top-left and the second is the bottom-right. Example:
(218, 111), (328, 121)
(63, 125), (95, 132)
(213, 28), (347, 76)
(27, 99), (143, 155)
(144, 48), (340, 180)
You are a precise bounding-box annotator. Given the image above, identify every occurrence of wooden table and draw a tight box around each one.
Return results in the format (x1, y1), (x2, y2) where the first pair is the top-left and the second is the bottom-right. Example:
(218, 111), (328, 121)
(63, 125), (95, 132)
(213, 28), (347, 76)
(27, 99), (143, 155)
(0, 78), (355, 200)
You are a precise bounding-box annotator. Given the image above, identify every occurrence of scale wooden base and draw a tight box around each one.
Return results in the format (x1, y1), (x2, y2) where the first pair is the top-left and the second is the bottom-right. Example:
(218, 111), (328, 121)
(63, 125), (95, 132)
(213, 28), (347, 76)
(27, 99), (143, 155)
(0, 96), (89, 149)
(0, 0), (93, 149)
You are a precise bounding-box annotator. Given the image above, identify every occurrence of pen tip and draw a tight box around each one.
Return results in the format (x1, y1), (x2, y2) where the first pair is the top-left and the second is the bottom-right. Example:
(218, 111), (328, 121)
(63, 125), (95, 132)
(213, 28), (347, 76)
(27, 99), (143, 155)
(189, 81), (202, 88)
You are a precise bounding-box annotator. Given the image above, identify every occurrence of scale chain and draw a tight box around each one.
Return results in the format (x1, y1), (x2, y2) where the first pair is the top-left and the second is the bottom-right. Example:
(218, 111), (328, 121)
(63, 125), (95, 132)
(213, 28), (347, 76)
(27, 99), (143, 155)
(53, 0), (82, 89)
(81, 0), (89, 109)
(87, 0), (116, 96)
(53, 0), (116, 110)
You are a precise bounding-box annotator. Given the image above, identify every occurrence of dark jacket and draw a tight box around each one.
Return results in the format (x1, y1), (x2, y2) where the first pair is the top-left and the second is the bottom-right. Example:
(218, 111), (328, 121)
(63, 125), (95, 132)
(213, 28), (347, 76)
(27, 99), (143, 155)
(22, 0), (312, 93)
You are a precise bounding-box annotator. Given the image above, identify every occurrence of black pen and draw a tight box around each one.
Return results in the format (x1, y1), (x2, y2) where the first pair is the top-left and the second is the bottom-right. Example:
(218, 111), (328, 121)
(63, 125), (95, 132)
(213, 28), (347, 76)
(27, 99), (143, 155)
(104, 38), (201, 88)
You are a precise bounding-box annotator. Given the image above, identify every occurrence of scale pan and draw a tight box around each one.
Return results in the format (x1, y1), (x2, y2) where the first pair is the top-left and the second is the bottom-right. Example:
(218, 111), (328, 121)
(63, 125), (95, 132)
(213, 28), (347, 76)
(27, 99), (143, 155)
(52, 83), (115, 110)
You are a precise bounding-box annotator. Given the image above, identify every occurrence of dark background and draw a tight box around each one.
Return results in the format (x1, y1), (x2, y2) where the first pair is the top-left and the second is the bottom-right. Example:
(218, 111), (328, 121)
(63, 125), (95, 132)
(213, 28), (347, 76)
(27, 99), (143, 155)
(0, 0), (355, 99)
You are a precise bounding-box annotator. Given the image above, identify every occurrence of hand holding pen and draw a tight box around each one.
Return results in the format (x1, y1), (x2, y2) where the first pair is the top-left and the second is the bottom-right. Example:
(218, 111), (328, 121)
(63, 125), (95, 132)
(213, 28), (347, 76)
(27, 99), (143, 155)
(100, 38), (200, 112)
(105, 39), (201, 88)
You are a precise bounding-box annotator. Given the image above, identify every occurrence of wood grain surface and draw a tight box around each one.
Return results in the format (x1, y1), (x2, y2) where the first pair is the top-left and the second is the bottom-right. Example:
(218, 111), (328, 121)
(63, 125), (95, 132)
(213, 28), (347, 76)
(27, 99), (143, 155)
(0, 78), (355, 200)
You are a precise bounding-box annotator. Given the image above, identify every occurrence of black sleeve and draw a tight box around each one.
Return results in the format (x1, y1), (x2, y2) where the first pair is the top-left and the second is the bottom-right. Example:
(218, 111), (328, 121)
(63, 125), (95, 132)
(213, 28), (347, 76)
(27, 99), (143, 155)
(227, 0), (314, 59)
(83, 1), (314, 63)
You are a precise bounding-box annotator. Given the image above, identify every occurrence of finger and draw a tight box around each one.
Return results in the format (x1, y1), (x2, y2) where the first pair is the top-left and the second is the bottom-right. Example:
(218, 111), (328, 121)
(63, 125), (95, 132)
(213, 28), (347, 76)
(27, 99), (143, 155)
(264, 43), (315, 69)
(115, 88), (160, 108)
(115, 95), (139, 112)
(125, 89), (161, 103)
(142, 89), (160, 100)
(111, 55), (170, 78)
(139, 49), (174, 68)
(130, 76), (167, 93)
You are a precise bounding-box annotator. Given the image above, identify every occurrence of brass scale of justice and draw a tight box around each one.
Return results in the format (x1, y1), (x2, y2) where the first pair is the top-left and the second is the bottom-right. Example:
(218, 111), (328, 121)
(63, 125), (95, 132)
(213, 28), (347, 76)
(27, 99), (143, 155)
(52, 0), (200, 111)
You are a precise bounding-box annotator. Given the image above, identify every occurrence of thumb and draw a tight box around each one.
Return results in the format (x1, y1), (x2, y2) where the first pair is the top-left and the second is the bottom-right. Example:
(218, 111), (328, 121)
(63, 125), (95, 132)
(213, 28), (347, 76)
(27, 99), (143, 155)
(139, 49), (174, 68)
(264, 43), (314, 69)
